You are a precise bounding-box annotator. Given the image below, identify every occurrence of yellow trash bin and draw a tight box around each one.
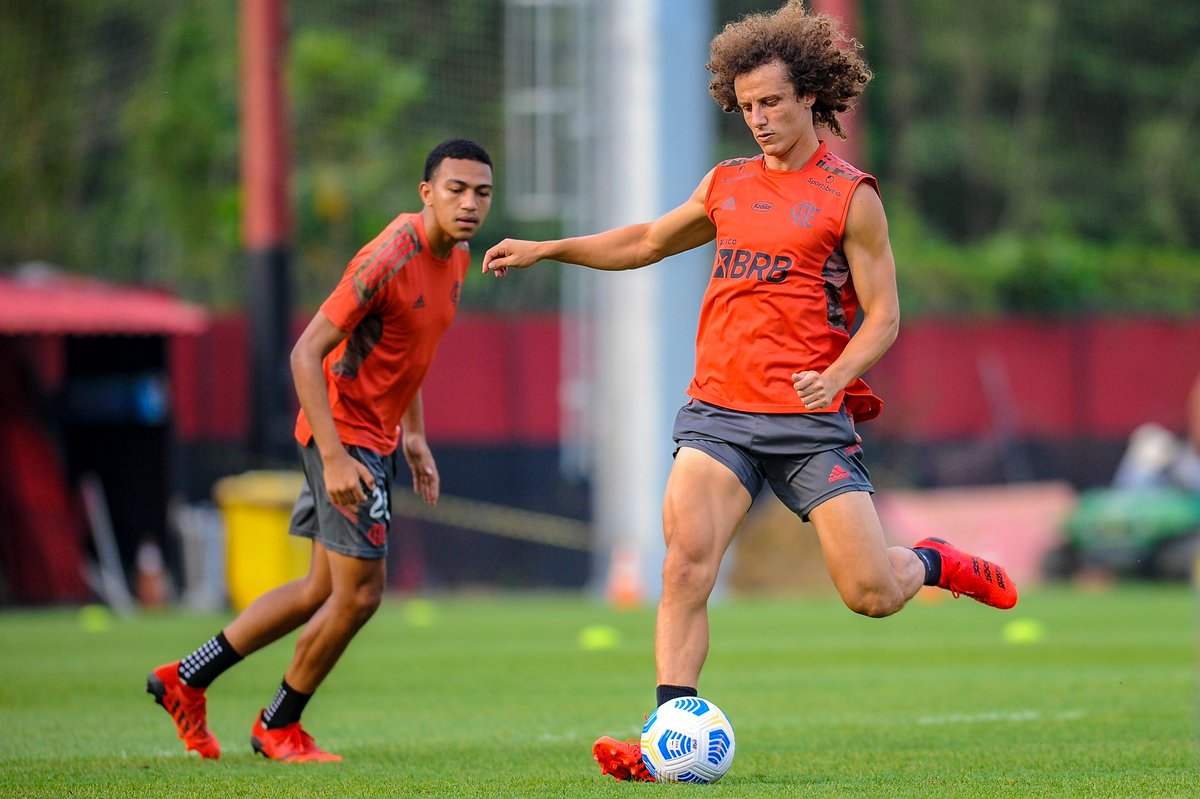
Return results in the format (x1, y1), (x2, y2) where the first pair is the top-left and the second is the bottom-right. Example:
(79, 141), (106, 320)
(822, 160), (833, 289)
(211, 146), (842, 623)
(214, 471), (310, 611)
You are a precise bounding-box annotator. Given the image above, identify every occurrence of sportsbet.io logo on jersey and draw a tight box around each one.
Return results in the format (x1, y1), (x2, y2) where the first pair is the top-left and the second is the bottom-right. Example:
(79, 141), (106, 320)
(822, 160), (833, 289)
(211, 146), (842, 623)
(712, 248), (792, 283)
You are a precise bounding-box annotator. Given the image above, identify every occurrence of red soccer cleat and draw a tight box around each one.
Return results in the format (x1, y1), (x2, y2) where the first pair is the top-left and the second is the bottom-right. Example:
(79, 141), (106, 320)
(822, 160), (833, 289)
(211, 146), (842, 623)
(146, 661), (221, 759)
(915, 537), (1018, 609)
(593, 736), (654, 782)
(251, 712), (342, 763)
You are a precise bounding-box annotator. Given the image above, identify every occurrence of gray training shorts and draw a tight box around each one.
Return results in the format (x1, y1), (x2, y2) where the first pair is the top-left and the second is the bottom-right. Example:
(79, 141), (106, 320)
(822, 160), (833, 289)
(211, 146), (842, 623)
(289, 440), (399, 559)
(671, 399), (873, 522)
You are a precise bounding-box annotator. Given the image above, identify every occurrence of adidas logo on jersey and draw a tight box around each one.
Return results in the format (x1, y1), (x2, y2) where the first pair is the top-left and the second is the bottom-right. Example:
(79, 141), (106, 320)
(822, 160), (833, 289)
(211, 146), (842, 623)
(412, 294), (426, 309)
(720, 196), (736, 211)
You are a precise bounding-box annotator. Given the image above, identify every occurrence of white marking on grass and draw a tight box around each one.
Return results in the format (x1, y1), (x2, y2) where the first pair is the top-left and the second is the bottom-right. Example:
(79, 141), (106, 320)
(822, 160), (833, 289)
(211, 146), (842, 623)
(917, 709), (1085, 725)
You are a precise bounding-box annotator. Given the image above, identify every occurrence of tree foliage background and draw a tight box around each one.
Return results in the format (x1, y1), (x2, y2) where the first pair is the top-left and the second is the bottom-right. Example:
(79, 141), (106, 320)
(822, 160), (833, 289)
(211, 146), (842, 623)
(2, 0), (1197, 314)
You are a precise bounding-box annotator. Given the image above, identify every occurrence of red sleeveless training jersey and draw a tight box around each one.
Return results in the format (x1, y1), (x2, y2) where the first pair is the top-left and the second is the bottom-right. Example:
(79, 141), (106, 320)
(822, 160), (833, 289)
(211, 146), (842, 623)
(294, 212), (469, 455)
(688, 141), (884, 421)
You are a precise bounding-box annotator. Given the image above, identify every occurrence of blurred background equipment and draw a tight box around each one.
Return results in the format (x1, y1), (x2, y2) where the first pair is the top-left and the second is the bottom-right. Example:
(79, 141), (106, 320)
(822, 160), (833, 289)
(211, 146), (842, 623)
(1044, 379), (1200, 581)
(2, 0), (1199, 608)
(1048, 487), (1200, 581)
(0, 267), (207, 605)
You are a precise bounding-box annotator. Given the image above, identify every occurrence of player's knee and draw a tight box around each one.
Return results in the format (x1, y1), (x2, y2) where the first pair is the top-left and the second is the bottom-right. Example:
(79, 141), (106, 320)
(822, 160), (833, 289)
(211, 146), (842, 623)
(331, 583), (383, 624)
(661, 548), (718, 600)
(840, 585), (904, 618)
(351, 586), (383, 621)
(297, 576), (332, 614)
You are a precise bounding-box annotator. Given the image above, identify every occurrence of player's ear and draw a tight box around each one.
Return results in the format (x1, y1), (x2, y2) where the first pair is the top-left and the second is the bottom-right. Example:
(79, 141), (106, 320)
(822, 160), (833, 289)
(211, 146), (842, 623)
(419, 180), (433, 206)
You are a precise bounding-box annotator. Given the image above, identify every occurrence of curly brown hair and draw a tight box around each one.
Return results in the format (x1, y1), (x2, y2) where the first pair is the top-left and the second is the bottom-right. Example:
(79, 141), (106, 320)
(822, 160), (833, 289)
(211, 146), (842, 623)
(706, 1), (872, 139)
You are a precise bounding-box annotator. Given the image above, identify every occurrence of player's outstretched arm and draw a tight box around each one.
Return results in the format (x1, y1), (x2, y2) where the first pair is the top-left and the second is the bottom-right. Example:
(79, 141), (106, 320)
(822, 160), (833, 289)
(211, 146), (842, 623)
(483, 170), (717, 276)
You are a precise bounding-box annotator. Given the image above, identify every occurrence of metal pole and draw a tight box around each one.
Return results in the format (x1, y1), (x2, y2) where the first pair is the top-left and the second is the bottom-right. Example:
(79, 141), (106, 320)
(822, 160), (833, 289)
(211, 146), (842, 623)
(588, 0), (714, 602)
(240, 0), (293, 462)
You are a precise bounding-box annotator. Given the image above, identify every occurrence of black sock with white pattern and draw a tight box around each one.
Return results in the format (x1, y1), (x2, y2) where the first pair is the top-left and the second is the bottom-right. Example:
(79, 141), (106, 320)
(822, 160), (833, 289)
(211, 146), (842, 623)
(261, 679), (312, 729)
(178, 631), (242, 688)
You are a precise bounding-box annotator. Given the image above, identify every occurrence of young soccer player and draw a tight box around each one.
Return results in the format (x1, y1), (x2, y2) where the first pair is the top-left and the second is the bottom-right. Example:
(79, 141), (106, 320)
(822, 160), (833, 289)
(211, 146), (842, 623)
(148, 139), (494, 762)
(482, 3), (1017, 781)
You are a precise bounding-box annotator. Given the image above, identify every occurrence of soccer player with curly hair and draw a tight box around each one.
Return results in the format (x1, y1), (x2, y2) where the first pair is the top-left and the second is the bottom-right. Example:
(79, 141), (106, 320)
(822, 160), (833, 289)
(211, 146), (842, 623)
(485, 3), (1018, 781)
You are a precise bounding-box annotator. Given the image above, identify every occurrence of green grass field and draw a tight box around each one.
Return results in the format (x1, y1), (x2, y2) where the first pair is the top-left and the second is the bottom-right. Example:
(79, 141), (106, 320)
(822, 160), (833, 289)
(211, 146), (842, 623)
(0, 585), (1195, 798)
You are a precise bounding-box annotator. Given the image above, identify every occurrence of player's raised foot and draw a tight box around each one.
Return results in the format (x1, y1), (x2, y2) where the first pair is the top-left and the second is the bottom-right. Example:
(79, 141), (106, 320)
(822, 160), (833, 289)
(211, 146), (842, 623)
(593, 736), (654, 782)
(146, 661), (221, 759)
(251, 713), (342, 763)
(915, 537), (1018, 609)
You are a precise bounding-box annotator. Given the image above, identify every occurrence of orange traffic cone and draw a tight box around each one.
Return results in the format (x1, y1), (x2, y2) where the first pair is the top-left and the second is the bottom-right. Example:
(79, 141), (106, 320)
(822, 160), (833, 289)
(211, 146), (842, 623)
(606, 543), (643, 610)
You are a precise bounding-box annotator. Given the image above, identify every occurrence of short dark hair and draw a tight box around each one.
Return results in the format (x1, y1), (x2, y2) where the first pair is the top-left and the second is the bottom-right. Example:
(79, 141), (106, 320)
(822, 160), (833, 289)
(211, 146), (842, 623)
(423, 139), (493, 182)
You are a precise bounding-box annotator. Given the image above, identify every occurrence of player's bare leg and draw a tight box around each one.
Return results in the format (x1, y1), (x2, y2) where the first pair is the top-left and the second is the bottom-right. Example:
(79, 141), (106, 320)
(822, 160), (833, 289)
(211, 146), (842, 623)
(250, 548), (384, 763)
(223, 542), (334, 656)
(810, 493), (1018, 611)
(283, 548), (385, 692)
(655, 447), (754, 688)
(594, 448), (751, 782)
(808, 491), (923, 617)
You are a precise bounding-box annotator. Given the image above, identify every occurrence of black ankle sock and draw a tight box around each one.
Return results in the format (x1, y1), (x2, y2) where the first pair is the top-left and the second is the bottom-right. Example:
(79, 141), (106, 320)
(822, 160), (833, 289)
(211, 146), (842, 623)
(178, 631), (243, 688)
(913, 547), (942, 586)
(656, 684), (698, 708)
(262, 679), (312, 729)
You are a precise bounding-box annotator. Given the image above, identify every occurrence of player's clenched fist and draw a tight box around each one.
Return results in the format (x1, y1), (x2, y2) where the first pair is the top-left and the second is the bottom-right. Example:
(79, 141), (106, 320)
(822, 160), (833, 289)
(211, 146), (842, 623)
(792, 369), (836, 410)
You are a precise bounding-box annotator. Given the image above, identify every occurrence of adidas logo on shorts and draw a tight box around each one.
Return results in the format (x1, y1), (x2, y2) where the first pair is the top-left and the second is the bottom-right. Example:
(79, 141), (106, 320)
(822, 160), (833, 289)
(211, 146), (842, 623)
(827, 465), (850, 483)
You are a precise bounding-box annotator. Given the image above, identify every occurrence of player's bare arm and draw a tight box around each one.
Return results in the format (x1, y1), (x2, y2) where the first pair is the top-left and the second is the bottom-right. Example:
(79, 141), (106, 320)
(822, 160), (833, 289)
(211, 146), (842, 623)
(401, 389), (439, 507)
(792, 183), (900, 409)
(483, 170), (718, 275)
(291, 311), (376, 506)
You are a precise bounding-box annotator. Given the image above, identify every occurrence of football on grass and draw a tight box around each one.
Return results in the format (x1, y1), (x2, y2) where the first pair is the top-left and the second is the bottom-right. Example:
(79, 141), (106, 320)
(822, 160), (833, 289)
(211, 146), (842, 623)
(640, 696), (735, 783)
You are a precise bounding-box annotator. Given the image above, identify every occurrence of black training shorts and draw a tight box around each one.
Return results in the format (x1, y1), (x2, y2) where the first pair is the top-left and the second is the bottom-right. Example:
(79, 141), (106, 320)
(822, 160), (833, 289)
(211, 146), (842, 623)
(289, 439), (399, 559)
(672, 399), (873, 522)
